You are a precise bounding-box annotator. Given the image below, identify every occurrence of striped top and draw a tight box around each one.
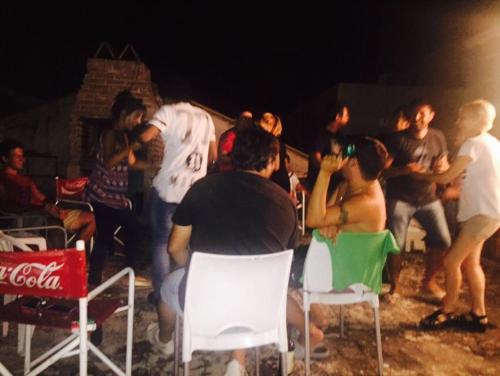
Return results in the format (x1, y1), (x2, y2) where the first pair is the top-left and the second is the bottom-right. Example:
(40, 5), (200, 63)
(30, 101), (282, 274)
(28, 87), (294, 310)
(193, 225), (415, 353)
(84, 131), (129, 209)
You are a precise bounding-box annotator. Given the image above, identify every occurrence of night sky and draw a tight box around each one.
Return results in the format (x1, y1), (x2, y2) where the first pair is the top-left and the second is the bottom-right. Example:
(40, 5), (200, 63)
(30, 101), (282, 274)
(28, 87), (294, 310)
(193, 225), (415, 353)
(1, 1), (498, 134)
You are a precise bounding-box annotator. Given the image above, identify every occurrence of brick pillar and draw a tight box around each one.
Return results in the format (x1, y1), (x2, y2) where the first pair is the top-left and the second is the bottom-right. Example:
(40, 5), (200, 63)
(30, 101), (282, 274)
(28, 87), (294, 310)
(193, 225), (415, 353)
(67, 58), (163, 177)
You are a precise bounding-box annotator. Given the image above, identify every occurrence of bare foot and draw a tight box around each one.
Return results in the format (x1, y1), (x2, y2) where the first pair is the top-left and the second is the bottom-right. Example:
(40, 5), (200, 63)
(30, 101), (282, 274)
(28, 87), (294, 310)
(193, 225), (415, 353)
(298, 322), (324, 348)
(423, 282), (446, 299)
(383, 291), (401, 305)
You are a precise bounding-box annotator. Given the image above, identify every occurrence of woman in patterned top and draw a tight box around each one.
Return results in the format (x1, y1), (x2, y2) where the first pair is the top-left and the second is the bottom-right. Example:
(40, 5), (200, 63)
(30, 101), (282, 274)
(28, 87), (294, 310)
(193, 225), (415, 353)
(85, 90), (148, 286)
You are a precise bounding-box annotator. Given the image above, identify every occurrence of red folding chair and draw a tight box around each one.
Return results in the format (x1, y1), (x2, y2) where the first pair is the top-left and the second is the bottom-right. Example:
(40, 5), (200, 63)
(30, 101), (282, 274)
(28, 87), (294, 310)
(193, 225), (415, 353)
(0, 240), (135, 376)
(55, 177), (131, 252)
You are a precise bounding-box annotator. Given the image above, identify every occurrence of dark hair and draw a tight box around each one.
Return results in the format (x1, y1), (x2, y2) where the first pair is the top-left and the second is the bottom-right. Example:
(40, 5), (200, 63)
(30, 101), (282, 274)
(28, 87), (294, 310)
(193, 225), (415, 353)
(391, 105), (409, 121)
(410, 98), (434, 113)
(325, 101), (349, 124)
(111, 90), (146, 120)
(352, 137), (389, 180)
(0, 139), (24, 160)
(232, 127), (279, 172)
(235, 112), (254, 132)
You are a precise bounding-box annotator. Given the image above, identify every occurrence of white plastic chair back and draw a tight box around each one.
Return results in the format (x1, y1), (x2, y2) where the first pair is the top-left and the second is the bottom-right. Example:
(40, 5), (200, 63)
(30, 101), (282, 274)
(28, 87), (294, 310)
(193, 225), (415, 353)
(183, 250), (293, 362)
(303, 234), (332, 292)
(0, 230), (36, 252)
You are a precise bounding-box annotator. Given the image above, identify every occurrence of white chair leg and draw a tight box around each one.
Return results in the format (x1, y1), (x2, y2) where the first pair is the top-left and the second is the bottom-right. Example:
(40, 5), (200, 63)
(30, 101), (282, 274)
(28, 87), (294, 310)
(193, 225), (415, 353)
(339, 305), (345, 338)
(24, 325), (32, 374)
(0, 362), (13, 376)
(18, 324), (25, 356)
(304, 295), (311, 376)
(255, 347), (260, 376)
(184, 361), (189, 376)
(280, 351), (287, 376)
(374, 307), (384, 376)
(174, 314), (180, 376)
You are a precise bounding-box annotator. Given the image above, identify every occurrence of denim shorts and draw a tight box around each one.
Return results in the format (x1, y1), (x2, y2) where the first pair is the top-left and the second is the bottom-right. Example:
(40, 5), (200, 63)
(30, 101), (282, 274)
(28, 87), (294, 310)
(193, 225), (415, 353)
(387, 199), (451, 251)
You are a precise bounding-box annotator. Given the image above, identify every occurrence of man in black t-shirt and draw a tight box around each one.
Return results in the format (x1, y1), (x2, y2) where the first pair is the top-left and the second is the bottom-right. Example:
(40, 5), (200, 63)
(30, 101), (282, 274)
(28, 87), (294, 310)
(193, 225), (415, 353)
(146, 128), (303, 374)
(306, 102), (350, 193)
(384, 100), (451, 302)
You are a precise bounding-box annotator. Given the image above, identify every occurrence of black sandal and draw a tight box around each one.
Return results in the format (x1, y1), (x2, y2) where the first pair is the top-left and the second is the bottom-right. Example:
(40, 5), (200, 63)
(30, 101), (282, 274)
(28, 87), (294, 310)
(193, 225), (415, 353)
(420, 309), (456, 330)
(454, 311), (489, 333)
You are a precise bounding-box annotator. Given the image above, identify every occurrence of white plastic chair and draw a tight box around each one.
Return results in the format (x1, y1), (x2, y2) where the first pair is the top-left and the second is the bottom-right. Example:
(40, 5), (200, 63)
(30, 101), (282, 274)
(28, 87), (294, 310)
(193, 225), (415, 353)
(180, 250), (293, 376)
(0, 240), (135, 376)
(303, 230), (399, 376)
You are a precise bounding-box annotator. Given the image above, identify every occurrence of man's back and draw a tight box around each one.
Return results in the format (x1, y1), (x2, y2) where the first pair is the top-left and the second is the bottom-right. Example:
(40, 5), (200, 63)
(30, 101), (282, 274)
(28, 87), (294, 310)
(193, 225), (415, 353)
(149, 102), (215, 203)
(173, 171), (299, 255)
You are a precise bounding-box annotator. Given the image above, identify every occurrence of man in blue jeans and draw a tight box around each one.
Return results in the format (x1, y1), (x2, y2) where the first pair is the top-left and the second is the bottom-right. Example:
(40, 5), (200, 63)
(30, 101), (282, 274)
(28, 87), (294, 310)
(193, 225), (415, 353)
(134, 91), (217, 304)
(384, 99), (452, 302)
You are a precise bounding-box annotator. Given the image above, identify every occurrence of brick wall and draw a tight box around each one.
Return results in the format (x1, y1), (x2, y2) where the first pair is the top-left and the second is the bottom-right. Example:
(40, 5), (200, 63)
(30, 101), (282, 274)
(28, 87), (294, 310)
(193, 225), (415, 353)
(67, 58), (163, 177)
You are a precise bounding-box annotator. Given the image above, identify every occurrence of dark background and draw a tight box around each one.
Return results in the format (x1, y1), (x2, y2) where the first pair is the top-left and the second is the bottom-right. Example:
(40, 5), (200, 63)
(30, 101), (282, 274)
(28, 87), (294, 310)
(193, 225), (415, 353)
(1, 1), (498, 145)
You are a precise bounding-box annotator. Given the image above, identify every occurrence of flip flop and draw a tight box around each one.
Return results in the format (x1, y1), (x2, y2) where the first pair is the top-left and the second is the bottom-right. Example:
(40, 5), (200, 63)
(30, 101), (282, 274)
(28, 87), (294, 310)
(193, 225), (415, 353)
(294, 342), (330, 360)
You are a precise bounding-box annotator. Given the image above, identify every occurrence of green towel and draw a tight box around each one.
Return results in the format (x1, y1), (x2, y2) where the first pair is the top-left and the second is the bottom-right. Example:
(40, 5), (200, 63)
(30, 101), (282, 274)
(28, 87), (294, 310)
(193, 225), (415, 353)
(313, 229), (400, 294)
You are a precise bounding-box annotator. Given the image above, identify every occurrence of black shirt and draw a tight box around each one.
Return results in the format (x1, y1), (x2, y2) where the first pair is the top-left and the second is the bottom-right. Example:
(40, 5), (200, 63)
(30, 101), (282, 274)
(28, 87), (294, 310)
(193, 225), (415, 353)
(173, 170), (299, 306)
(386, 128), (448, 205)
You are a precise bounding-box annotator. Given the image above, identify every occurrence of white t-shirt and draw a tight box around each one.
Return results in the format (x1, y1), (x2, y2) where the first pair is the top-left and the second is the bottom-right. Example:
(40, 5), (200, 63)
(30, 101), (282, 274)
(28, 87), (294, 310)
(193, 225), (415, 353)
(457, 132), (500, 221)
(149, 102), (216, 203)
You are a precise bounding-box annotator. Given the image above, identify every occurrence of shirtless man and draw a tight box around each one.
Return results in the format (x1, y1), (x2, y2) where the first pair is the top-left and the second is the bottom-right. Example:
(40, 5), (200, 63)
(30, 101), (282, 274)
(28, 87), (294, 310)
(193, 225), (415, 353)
(304, 137), (389, 331)
(306, 137), (388, 234)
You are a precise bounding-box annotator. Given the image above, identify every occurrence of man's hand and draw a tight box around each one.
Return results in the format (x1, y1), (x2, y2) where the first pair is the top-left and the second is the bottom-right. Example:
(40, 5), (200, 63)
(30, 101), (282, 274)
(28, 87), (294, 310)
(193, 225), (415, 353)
(318, 224), (340, 240)
(320, 155), (347, 175)
(433, 154), (449, 173)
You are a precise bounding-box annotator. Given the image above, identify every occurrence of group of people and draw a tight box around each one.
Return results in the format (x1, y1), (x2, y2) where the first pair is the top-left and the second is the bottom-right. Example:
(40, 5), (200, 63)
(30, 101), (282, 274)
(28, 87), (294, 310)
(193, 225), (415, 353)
(303, 98), (500, 335)
(1, 87), (499, 375)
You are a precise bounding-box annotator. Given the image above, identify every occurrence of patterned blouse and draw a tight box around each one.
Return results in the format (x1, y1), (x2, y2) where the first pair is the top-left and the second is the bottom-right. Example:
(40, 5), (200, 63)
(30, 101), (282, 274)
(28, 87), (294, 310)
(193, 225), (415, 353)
(84, 131), (129, 209)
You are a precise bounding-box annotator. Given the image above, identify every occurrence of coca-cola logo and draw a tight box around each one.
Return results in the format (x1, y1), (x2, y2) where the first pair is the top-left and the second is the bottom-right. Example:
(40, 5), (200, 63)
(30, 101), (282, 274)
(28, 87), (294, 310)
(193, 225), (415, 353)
(0, 262), (64, 290)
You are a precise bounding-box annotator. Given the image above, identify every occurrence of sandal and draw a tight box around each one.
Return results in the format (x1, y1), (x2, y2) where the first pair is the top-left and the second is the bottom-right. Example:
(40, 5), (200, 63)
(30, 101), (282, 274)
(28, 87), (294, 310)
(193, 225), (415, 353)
(420, 309), (456, 330)
(323, 325), (337, 339)
(294, 342), (330, 360)
(454, 311), (489, 333)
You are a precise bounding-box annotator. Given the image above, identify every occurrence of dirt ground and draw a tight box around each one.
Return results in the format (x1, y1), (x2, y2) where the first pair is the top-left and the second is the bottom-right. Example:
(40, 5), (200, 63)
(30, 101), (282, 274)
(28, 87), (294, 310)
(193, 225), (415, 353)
(1, 236), (499, 375)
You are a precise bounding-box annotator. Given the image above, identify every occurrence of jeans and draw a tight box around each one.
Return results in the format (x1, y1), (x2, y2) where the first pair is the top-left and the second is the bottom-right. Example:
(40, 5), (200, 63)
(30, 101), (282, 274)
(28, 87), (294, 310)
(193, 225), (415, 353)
(150, 188), (178, 299)
(387, 199), (451, 251)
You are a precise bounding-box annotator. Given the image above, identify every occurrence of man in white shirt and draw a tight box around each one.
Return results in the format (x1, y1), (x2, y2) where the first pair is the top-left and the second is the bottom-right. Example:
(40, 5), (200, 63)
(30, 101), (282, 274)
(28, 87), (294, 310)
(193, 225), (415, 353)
(133, 95), (217, 306)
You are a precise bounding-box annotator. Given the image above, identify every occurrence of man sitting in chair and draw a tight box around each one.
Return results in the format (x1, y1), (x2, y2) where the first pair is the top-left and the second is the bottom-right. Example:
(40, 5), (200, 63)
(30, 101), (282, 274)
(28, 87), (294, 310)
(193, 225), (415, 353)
(305, 136), (389, 331)
(0, 139), (95, 246)
(147, 127), (325, 375)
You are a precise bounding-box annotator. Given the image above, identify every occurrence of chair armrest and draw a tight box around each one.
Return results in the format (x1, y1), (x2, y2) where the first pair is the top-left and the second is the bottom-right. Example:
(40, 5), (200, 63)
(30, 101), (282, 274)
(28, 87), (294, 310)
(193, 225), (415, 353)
(55, 199), (94, 212)
(2, 225), (67, 246)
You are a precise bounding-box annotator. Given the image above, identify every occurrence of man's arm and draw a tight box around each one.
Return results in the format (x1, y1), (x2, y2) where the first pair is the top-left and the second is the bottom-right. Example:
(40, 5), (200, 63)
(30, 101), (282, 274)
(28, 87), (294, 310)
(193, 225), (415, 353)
(306, 155), (347, 228)
(168, 224), (192, 267)
(412, 155), (471, 185)
(131, 124), (161, 150)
